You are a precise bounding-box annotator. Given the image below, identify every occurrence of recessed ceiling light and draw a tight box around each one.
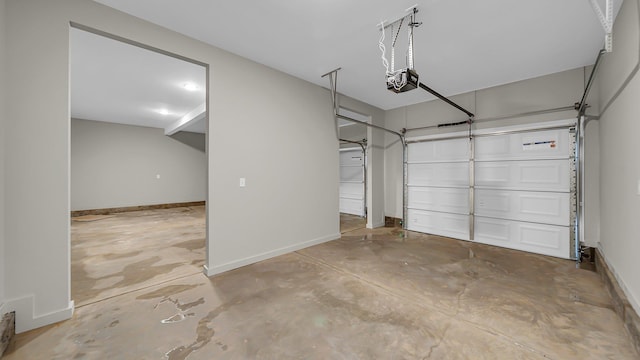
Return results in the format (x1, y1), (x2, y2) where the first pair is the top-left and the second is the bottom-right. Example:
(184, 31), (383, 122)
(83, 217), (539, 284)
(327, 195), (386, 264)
(156, 108), (170, 115)
(183, 82), (199, 91)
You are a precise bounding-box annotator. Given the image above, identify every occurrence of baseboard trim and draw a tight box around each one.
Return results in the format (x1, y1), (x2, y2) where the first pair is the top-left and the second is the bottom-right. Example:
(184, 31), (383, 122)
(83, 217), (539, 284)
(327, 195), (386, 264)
(71, 201), (205, 217)
(202, 265), (212, 277)
(595, 249), (640, 354)
(4, 296), (74, 333)
(366, 221), (385, 229)
(204, 232), (341, 277)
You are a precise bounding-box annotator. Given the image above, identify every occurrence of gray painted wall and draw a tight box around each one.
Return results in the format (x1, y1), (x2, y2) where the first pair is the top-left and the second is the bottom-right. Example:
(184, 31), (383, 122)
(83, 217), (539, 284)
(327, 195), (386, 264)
(3, 0), (339, 332)
(338, 123), (367, 145)
(71, 119), (206, 211)
(0, 0), (6, 310)
(596, 0), (640, 314)
(384, 67), (601, 246)
(169, 131), (206, 152)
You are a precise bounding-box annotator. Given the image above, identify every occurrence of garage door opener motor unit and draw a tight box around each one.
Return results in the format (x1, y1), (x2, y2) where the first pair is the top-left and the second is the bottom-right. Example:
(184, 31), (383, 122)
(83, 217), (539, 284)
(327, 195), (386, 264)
(379, 7), (475, 120)
(379, 7), (421, 93)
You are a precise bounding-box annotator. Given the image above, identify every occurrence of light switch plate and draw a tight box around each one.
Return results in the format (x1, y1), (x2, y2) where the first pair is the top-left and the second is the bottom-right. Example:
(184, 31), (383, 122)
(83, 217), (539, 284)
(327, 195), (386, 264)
(239, 178), (246, 187)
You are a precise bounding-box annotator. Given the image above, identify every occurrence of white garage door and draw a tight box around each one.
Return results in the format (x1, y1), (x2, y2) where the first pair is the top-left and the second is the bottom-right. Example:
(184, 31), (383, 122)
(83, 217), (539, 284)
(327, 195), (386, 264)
(406, 138), (470, 240)
(339, 148), (365, 217)
(474, 129), (573, 258)
(406, 124), (575, 259)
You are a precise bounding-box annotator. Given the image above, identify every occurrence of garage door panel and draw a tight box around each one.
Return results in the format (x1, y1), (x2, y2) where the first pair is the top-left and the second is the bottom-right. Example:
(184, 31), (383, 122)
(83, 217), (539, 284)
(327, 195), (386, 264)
(520, 163), (565, 186)
(340, 183), (364, 199)
(407, 209), (470, 240)
(340, 150), (364, 166)
(475, 189), (569, 226)
(408, 163), (469, 187)
(475, 129), (570, 161)
(408, 187), (469, 214)
(339, 148), (365, 217)
(475, 159), (570, 191)
(340, 166), (364, 182)
(474, 163), (509, 183)
(473, 218), (510, 245)
(476, 136), (509, 160)
(475, 217), (570, 258)
(475, 190), (510, 212)
(408, 138), (470, 162)
(340, 198), (364, 216)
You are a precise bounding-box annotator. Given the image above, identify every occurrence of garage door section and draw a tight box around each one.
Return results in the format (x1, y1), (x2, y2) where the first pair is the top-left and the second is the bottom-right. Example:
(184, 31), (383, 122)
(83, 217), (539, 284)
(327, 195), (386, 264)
(474, 129), (573, 258)
(339, 148), (365, 217)
(407, 138), (470, 240)
(405, 124), (575, 259)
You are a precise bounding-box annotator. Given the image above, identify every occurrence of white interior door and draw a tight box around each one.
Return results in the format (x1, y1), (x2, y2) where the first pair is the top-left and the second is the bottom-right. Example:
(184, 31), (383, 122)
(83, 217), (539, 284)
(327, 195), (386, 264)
(339, 148), (365, 216)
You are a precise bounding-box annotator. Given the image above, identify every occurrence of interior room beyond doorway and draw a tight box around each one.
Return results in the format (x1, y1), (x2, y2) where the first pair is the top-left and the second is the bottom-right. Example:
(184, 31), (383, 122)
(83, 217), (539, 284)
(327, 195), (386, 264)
(71, 206), (205, 306)
(338, 108), (369, 233)
(69, 26), (208, 306)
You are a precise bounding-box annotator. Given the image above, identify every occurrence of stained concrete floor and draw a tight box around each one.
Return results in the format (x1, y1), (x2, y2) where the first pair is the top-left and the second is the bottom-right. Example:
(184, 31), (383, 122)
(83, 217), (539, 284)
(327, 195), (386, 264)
(4, 209), (639, 359)
(70, 206), (206, 306)
(340, 213), (366, 233)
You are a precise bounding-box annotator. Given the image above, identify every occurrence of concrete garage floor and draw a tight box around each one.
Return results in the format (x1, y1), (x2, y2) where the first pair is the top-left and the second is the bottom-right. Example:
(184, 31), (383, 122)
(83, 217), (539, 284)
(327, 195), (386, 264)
(4, 210), (639, 359)
(340, 213), (366, 233)
(70, 206), (206, 307)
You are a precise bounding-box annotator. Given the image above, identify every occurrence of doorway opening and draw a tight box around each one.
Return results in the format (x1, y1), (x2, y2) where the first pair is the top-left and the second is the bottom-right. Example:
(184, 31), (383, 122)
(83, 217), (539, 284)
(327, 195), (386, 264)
(69, 25), (209, 307)
(338, 108), (369, 233)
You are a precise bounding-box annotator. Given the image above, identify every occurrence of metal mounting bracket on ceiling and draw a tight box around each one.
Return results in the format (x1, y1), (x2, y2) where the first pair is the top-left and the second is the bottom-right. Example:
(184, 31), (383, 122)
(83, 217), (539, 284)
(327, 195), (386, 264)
(378, 6), (422, 93)
(321, 68), (406, 143)
(589, 0), (613, 52)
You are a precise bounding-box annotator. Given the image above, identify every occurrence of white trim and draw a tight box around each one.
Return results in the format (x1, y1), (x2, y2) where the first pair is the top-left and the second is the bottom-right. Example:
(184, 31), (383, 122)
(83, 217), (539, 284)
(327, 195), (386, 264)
(4, 295), (74, 333)
(164, 103), (206, 135)
(338, 108), (370, 122)
(598, 245), (640, 318)
(366, 221), (385, 229)
(338, 119), (357, 128)
(406, 119), (577, 143)
(204, 232), (341, 276)
(202, 265), (212, 276)
(407, 129), (469, 143)
(340, 194), (365, 200)
(473, 118), (576, 136)
(339, 147), (362, 152)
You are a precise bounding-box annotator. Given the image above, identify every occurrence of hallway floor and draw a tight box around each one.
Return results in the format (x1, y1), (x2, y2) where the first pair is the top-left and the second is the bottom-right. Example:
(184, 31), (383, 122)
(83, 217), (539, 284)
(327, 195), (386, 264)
(4, 211), (639, 359)
(339, 213), (366, 233)
(70, 206), (206, 306)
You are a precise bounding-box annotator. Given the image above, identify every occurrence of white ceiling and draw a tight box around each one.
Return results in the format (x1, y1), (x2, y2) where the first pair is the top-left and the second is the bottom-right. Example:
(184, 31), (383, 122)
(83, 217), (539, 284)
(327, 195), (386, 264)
(70, 27), (207, 133)
(72, 1), (619, 132)
(92, 0), (620, 112)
